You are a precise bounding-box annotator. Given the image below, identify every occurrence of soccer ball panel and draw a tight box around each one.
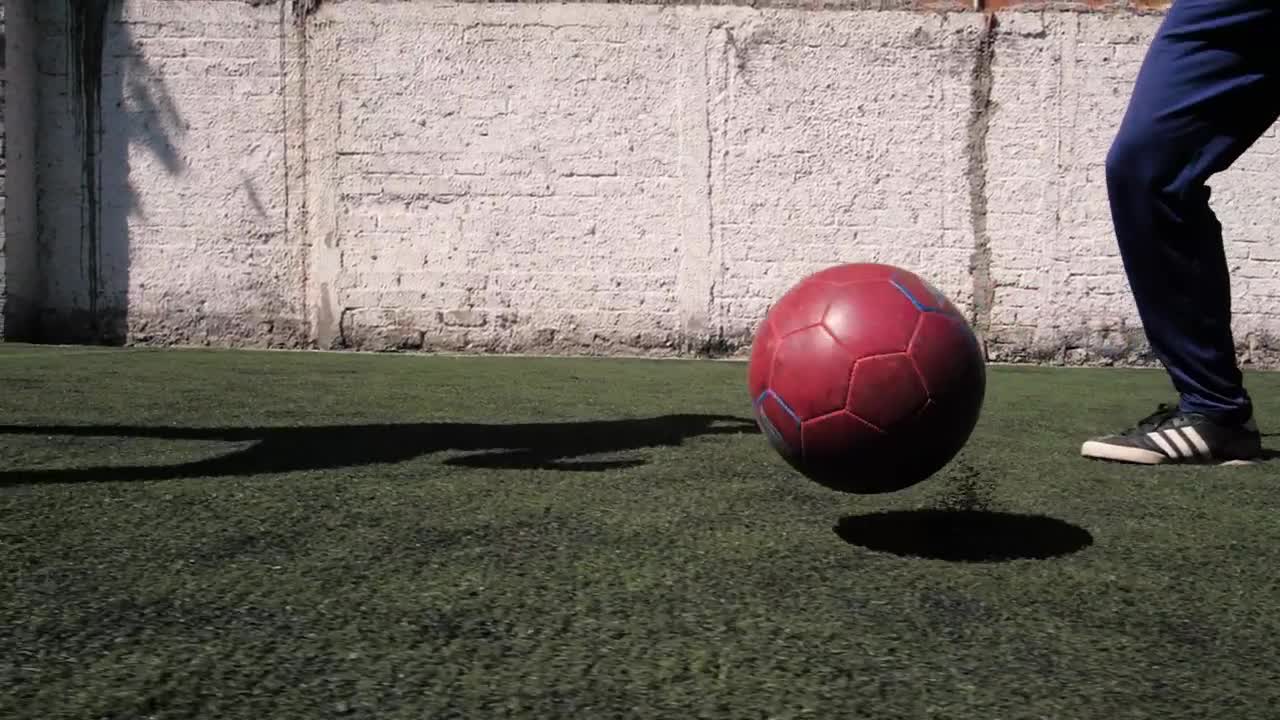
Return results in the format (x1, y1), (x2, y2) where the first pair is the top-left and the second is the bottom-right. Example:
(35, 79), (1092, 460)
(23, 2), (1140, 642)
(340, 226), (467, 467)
(847, 353), (928, 433)
(805, 263), (897, 286)
(822, 282), (920, 358)
(802, 409), (883, 467)
(768, 281), (833, 337)
(747, 263), (986, 494)
(770, 325), (856, 421)
(908, 312), (986, 401)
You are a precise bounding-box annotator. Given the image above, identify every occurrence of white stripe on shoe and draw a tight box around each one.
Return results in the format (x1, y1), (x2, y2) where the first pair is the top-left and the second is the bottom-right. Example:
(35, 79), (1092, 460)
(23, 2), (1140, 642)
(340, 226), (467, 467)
(1147, 431), (1180, 459)
(1081, 440), (1166, 464)
(1179, 426), (1212, 459)
(1163, 429), (1195, 459)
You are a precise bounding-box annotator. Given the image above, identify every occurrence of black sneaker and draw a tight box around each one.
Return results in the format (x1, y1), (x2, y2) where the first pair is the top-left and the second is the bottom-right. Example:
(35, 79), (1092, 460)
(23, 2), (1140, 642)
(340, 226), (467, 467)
(1080, 403), (1262, 465)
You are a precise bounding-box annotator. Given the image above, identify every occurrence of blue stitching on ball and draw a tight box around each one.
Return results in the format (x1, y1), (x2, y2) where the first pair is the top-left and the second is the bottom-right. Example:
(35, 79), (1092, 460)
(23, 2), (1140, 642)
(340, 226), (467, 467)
(754, 389), (802, 428)
(889, 274), (948, 314)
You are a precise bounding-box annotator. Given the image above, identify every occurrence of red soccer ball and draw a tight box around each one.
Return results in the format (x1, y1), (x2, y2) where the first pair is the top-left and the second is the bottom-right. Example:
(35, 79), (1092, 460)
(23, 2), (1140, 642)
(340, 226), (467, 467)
(747, 263), (986, 494)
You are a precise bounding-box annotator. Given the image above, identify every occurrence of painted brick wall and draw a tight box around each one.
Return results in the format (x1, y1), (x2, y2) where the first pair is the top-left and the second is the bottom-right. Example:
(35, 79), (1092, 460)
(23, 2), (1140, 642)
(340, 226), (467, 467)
(707, 11), (980, 350)
(25, 0), (1280, 366)
(985, 12), (1280, 365)
(34, 0), (302, 345)
(309, 4), (689, 353)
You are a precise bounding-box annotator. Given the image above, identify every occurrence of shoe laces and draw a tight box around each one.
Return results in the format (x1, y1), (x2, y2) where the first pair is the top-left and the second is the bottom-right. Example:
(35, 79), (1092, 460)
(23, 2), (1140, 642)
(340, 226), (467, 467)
(1130, 403), (1182, 433)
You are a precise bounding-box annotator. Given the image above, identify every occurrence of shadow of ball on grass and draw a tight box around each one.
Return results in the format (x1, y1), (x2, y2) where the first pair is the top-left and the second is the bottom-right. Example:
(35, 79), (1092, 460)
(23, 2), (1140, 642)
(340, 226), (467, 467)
(834, 509), (1093, 563)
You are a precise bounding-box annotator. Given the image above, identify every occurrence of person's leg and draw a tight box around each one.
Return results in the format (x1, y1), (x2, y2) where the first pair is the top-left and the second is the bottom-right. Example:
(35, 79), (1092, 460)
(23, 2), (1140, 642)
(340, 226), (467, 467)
(1084, 0), (1279, 464)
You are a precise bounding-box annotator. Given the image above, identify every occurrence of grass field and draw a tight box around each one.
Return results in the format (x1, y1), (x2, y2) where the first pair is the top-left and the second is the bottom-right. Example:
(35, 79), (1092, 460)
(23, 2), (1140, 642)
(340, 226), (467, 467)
(2, 343), (1279, 719)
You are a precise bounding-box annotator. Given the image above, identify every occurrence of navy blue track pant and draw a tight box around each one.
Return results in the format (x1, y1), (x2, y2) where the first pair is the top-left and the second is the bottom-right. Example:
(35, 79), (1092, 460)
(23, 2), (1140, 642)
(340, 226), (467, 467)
(1107, 0), (1280, 424)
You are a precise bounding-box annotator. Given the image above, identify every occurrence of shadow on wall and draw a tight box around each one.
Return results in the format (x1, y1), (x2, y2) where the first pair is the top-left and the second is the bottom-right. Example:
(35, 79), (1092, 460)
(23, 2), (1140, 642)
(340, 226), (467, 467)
(1, 19), (8, 337)
(1, 0), (39, 340)
(52, 0), (185, 344)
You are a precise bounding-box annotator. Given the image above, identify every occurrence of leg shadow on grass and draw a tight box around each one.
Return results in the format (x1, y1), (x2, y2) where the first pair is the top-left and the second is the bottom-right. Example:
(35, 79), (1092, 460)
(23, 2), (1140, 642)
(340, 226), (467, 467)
(834, 510), (1094, 563)
(0, 415), (758, 485)
(1258, 434), (1280, 460)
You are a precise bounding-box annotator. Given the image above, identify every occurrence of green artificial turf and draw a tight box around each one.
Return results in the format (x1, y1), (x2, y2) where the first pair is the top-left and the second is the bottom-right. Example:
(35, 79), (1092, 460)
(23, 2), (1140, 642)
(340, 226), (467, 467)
(1, 344), (1278, 719)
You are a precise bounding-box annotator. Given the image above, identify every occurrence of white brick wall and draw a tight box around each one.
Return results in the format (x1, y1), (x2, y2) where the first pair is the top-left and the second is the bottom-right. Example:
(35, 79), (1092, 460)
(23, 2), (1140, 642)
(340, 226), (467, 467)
(311, 4), (688, 352)
(106, 3), (302, 346)
(34, 0), (301, 345)
(986, 12), (1280, 365)
(710, 12), (981, 348)
(24, 1), (1280, 365)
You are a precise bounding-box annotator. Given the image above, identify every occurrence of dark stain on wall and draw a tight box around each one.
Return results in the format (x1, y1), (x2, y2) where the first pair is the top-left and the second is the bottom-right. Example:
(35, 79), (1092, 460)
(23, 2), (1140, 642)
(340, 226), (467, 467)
(66, 0), (109, 338)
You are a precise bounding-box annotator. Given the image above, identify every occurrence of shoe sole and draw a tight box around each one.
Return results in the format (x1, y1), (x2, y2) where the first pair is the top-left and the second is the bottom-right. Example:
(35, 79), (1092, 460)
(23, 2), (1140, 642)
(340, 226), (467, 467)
(1080, 440), (1257, 466)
